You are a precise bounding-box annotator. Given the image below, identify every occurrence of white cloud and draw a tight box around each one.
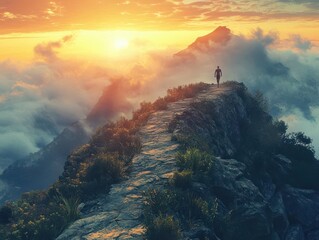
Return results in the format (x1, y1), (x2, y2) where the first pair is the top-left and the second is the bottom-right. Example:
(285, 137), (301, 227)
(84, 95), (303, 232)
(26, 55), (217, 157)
(1, 28), (319, 172)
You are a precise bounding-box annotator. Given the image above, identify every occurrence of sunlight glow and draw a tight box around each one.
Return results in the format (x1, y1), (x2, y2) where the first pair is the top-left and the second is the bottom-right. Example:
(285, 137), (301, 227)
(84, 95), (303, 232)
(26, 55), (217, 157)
(114, 38), (129, 50)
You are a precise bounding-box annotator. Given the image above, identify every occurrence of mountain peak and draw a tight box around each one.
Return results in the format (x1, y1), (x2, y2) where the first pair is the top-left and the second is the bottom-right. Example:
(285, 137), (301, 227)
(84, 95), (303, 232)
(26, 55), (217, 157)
(195, 26), (231, 44)
(176, 26), (232, 58)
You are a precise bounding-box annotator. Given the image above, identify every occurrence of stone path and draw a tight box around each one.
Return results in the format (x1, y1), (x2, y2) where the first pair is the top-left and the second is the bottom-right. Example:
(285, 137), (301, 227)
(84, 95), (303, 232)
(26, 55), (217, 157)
(56, 84), (235, 240)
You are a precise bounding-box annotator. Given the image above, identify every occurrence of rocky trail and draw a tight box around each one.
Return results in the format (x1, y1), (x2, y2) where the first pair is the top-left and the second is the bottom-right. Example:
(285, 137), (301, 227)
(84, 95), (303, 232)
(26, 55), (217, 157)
(57, 84), (235, 240)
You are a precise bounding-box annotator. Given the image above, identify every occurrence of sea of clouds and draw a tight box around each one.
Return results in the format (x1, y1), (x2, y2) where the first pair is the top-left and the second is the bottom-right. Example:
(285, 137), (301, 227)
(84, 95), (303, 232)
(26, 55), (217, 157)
(0, 28), (318, 171)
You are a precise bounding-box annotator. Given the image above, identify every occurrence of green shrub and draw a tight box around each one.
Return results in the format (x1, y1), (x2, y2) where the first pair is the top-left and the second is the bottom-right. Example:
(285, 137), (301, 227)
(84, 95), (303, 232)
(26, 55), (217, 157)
(143, 187), (218, 229)
(176, 149), (214, 174)
(153, 97), (168, 110)
(166, 83), (207, 102)
(132, 101), (154, 128)
(141, 149), (218, 232)
(90, 125), (141, 161)
(172, 170), (192, 189)
(192, 198), (218, 225)
(282, 132), (315, 161)
(0, 191), (77, 240)
(85, 153), (124, 186)
(143, 189), (176, 216)
(110, 128), (142, 163)
(54, 191), (80, 222)
(169, 190), (217, 226)
(145, 215), (181, 240)
(57, 118), (141, 200)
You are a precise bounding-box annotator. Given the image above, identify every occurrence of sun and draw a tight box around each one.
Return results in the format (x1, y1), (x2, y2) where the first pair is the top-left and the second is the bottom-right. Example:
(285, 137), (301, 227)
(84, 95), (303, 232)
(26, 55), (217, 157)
(114, 38), (129, 50)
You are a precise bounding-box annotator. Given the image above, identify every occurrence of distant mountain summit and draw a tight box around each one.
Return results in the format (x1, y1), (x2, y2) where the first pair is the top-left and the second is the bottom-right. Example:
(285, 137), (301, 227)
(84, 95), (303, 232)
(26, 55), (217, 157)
(176, 26), (232, 58)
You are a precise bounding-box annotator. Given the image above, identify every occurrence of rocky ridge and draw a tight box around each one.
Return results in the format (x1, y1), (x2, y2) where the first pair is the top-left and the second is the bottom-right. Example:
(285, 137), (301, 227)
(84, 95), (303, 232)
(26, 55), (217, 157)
(57, 82), (319, 240)
(57, 84), (239, 239)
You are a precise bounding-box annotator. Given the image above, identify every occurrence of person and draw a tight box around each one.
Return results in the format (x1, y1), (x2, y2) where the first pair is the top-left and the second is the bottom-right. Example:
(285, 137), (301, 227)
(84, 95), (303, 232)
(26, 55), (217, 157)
(214, 66), (222, 87)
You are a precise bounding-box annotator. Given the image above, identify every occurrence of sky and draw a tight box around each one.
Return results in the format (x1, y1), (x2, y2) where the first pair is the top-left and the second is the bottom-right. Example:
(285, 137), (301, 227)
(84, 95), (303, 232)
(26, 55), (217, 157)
(0, 0), (319, 170)
(0, 0), (318, 34)
(0, 0), (319, 60)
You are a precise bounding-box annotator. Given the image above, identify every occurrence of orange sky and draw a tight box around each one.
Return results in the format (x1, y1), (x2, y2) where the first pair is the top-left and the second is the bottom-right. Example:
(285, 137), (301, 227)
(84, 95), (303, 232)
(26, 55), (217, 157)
(0, 0), (318, 60)
(1, 0), (319, 33)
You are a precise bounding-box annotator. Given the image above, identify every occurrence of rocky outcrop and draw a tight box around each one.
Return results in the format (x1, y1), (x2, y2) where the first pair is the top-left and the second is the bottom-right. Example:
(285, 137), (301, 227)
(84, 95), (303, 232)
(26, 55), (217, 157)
(166, 82), (319, 239)
(212, 157), (265, 206)
(224, 203), (274, 240)
(170, 83), (247, 158)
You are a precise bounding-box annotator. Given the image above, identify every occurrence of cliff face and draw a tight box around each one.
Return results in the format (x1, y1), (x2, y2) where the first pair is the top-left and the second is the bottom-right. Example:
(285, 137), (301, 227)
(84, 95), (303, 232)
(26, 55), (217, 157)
(167, 82), (319, 240)
(55, 82), (319, 240)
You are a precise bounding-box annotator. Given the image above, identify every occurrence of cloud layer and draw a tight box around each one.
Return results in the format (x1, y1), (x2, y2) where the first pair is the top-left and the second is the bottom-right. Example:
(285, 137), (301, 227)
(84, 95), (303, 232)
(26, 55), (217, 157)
(155, 28), (319, 154)
(0, 37), (110, 170)
(1, 28), (319, 172)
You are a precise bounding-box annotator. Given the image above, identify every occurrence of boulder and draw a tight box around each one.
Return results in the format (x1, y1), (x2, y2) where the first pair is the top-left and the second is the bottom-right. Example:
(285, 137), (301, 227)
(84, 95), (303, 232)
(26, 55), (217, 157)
(282, 186), (319, 231)
(284, 225), (305, 240)
(223, 203), (274, 240)
(211, 157), (264, 206)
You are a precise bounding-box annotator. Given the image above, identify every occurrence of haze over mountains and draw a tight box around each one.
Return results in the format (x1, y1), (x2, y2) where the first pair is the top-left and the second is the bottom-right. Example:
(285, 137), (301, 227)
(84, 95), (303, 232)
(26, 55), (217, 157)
(1, 26), (318, 204)
(0, 78), (137, 203)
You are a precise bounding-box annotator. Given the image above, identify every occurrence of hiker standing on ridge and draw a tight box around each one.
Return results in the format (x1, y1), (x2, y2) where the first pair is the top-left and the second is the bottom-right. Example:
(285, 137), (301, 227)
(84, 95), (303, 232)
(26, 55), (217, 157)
(214, 66), (222, 88)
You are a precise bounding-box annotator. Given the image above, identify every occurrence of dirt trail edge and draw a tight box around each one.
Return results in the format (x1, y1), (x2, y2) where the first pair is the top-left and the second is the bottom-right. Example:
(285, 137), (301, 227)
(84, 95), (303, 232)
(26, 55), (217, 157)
(56, 84), (234, 240)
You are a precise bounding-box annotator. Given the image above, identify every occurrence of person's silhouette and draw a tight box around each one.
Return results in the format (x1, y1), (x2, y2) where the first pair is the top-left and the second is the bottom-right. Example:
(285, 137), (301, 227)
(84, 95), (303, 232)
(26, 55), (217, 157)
(214, 66), (222, 88)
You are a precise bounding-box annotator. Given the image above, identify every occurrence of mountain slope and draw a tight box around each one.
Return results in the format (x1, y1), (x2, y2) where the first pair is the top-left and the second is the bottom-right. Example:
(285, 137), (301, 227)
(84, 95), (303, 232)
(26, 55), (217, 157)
(56, 82), (319, 240)
(56, 83), (242, 239)
(1, 82), (319, 239)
